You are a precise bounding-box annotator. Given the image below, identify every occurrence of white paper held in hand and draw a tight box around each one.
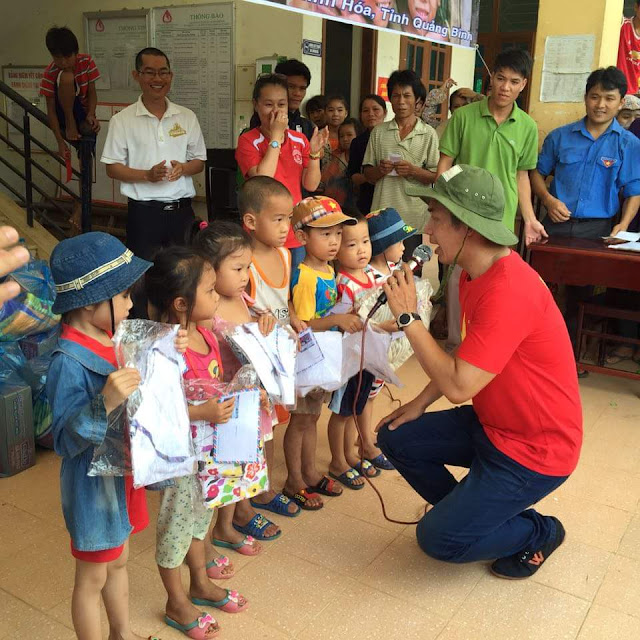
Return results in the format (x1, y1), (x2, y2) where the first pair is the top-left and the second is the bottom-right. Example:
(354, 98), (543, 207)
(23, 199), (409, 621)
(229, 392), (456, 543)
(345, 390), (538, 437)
(213, 389), (261, 463)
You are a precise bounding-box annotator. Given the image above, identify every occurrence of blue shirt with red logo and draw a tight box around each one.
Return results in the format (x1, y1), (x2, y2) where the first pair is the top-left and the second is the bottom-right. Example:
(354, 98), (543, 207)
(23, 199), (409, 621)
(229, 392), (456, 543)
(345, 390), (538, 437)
(537, 117), (640, 219)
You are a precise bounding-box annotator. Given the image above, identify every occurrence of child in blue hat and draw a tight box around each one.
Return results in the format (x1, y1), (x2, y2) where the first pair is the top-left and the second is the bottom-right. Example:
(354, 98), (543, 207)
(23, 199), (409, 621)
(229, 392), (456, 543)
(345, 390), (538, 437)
(367, 207), (416, 282)
(46, 232), (160, 640)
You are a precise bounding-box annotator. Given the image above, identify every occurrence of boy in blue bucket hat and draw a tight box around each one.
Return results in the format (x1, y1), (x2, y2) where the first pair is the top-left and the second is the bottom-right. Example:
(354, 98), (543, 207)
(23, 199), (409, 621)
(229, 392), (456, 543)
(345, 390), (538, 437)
(366, 207), (417, 282)
(46, 232), (161, 640)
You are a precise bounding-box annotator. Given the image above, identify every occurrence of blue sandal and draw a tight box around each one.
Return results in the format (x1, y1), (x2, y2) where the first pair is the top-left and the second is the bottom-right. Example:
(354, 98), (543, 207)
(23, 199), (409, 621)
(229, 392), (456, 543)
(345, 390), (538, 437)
(366, 453), (395, 471)
(250, 492), (301, 517)
(232, 513), (281, 541)
(329, 468), (365, 490)
(354, 459), (381, 478)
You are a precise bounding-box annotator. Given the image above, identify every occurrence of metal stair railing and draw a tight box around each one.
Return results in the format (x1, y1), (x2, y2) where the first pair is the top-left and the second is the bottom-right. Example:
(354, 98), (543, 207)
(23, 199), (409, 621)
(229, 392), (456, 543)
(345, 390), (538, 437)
(0, 79), (92, 236)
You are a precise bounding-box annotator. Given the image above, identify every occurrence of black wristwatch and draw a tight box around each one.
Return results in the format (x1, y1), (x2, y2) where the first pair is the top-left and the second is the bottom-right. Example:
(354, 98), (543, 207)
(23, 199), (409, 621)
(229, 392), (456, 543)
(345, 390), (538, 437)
(397, 312), (420, 330)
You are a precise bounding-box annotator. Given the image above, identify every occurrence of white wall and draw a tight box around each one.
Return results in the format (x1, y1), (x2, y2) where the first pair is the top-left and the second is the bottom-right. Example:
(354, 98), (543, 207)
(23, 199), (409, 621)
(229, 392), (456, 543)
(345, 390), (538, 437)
(449, 46), (475, 92)
(376, 30), (401, 119)
(301, 13), (323, 104)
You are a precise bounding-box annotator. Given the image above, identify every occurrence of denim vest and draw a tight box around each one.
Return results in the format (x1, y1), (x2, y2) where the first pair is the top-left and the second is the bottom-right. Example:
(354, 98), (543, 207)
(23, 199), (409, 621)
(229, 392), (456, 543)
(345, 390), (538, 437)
(47, 338), (133, 551)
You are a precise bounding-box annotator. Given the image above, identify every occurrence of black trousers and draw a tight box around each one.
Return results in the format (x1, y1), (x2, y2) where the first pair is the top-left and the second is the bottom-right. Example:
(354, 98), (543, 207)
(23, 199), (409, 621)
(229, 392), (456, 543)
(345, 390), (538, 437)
(126, 199), (195, 318)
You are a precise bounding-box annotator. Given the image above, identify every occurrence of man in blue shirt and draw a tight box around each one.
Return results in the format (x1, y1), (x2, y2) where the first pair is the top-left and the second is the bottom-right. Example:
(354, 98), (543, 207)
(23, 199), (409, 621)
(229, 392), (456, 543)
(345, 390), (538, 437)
(531, 67), (640, 367)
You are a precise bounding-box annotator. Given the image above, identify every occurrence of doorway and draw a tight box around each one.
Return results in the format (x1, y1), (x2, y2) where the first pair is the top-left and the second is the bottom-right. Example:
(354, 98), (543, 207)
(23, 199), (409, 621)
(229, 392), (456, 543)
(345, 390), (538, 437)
(323, 21), (353, 100)
(322, 22), (377, 114)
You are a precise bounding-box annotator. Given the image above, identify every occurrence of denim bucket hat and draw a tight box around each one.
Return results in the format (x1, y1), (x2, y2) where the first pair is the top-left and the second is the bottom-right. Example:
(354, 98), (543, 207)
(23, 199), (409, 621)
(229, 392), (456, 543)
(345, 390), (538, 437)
(366, 208), (416, 257)
(50, 232), (152, 314)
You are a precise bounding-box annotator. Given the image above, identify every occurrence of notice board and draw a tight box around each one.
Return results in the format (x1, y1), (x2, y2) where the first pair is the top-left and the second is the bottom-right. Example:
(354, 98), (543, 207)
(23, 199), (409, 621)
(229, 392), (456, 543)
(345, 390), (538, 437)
(85, 10), (150, 102)
(151, 3), (235, 149)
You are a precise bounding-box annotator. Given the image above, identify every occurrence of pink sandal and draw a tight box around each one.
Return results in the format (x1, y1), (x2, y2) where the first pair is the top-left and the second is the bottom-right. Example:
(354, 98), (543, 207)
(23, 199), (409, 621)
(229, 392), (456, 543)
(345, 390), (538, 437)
(206, 554), (235, 580)
(211, 534), (262, 556)
(191, 589), (249, 614)
(164, 612), (219, 638)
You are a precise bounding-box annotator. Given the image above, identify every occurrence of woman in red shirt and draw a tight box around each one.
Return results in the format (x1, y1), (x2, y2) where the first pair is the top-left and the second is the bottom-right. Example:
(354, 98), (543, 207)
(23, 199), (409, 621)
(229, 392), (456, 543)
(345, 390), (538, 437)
(235, 74), (328, 255)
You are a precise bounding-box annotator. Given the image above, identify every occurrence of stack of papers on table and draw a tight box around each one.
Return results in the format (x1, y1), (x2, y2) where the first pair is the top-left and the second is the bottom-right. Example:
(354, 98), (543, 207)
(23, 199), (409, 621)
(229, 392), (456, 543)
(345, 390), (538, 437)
(606, 231), (640, 252)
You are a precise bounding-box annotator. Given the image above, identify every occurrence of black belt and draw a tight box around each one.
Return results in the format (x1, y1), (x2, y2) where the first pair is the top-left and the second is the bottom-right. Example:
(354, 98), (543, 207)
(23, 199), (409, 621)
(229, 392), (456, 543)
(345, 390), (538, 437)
(129, 198), (192, 211)
(567, 217), (608, 223)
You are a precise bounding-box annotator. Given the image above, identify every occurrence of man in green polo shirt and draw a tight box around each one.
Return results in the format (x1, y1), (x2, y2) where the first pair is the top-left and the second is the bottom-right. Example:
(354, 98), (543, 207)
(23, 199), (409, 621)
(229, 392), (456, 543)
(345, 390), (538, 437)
(438, 49), (545, 246)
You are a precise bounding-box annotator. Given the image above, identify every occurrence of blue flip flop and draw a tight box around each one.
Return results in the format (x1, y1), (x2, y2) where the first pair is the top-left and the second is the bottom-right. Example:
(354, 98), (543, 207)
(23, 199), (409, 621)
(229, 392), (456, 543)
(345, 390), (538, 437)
(366, 453), (395, 471)
(329, 468), (365, 490)
(354, 459), (381, 478)
(250, 492), (301, 517)
(232, 513), (282, 541)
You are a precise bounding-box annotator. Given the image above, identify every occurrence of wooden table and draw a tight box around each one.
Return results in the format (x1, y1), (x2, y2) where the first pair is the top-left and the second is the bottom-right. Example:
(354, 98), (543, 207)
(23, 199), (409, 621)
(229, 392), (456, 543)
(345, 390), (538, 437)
(529, 237), (640, 379)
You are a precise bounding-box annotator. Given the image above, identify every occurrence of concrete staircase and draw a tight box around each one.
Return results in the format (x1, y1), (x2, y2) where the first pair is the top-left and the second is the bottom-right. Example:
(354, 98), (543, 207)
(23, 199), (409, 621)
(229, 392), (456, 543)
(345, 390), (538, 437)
(0, 192), (58, 259)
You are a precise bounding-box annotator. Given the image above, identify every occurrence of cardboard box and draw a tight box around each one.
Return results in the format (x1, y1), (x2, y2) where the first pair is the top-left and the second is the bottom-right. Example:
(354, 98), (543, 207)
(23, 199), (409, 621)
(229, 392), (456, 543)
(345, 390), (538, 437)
(19, 327), (60, 360)
(0, 383), (35, 477)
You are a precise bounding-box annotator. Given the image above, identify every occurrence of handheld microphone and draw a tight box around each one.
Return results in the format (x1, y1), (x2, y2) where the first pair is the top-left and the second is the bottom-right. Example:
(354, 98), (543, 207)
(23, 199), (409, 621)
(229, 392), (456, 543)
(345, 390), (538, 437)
(366, 243), (433, 319)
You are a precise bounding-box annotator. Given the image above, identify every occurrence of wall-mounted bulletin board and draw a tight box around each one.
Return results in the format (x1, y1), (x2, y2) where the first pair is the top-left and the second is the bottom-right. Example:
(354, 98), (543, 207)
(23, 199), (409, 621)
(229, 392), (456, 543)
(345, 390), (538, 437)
(151, 3), (235, 149)
(85, 10), (151, 102)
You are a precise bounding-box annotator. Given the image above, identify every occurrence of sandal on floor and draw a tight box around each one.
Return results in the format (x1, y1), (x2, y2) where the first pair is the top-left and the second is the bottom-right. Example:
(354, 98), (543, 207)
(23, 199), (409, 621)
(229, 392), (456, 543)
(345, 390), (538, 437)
(250, 492), (301, 517)
(366, 453), (395, 471)
(282, 487), (323, 510)
(206, 554), (234, 580)
(605, 348), (634, 365)
(211, 534), (262, 556)
(305, 475), (342, 497)
(192, 589), (249, 614)
(329, 468), (365, 490)
(232, 513), (281, 541)
(164, 612), (219, 638)
(354, 459), (381, 478)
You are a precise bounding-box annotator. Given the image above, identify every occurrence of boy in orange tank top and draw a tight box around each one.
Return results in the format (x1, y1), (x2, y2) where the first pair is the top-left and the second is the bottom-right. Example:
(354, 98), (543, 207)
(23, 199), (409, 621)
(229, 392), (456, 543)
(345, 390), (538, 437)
(240, 176), (306, 517)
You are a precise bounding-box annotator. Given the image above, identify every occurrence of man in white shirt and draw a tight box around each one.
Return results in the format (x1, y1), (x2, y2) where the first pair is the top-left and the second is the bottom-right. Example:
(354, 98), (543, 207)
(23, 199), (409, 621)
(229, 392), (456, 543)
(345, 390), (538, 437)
(101, 47), (206, 273)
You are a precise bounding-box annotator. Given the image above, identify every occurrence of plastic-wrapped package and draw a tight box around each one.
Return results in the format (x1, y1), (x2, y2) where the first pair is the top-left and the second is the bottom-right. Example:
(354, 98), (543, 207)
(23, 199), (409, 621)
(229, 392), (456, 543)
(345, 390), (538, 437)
(295, 329), (344, 397)
(0, 342), (53, 447)
(87, 320), (196, 487)
(87, 405), (131, 477)
(189, 365), (269, 510)
(342, 326), (401, 387)
(221, 323), (296, 408)
(117, 319), (196, 488)
(0, 259), (60, 341)
(357, 277), (433, 370)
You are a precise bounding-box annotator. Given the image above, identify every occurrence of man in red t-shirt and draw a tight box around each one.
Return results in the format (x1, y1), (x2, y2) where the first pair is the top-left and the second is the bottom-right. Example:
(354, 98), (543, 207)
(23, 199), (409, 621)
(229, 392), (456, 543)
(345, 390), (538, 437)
(618, 2), (640, 95)
(376, 165), (582, 580)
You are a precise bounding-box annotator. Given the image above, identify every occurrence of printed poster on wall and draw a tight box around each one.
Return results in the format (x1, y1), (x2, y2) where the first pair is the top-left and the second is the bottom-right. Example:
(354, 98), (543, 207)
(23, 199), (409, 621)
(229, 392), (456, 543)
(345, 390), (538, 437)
(152, 3), (234, 149)
(2, 65), (55, 151)
(242, 0), (480, 48)
(85, 11), (150, 92)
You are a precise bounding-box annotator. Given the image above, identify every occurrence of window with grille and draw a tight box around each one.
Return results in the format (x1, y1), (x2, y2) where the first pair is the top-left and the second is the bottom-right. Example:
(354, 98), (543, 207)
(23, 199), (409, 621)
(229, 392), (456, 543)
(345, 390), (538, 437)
(400, 38), (452, 122)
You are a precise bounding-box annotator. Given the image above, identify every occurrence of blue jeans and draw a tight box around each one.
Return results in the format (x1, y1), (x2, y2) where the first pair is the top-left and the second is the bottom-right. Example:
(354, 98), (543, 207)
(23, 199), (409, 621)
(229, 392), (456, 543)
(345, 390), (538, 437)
(377, 406), (568, 562)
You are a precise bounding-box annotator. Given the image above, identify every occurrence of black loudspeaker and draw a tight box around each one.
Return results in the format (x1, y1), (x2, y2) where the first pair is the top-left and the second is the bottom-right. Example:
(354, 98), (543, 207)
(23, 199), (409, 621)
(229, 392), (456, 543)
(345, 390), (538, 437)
(205, 148), (240, 223)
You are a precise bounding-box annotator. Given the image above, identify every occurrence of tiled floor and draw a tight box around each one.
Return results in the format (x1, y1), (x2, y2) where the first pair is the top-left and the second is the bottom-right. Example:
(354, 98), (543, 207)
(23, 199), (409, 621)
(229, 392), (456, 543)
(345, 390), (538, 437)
(0, 362), (639, 640)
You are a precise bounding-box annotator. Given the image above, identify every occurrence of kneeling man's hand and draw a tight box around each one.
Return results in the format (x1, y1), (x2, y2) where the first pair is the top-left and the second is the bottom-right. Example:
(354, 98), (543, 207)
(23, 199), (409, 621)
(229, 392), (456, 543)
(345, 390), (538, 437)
(375, 395), (428, 433)
(382, 263), (418, 319)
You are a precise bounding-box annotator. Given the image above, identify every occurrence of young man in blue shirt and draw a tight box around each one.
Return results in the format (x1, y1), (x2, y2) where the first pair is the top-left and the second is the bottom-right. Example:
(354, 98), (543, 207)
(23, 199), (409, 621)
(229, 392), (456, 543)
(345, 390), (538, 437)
(531, 67), (640, 369)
